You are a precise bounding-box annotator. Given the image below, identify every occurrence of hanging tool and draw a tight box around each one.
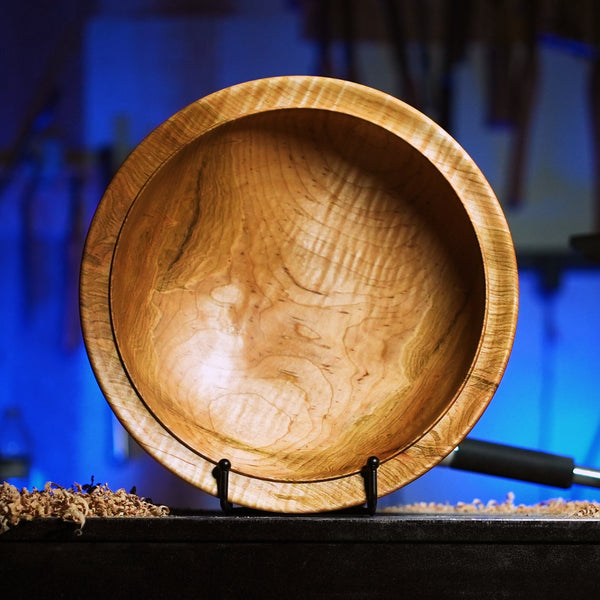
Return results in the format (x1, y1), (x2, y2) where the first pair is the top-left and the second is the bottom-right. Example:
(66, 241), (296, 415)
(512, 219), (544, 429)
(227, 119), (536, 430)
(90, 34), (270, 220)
(441, 438), (600, 489)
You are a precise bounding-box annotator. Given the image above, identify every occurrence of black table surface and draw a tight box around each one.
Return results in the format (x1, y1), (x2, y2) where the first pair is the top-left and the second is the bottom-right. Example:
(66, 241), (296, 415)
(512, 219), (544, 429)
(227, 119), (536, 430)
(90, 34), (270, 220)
(3, 511), (600, 598)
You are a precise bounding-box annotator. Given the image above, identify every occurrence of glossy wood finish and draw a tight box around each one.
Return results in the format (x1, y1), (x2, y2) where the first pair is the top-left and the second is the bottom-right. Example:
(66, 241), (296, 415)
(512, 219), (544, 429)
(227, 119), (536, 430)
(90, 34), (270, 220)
(80, 76), (518, 512)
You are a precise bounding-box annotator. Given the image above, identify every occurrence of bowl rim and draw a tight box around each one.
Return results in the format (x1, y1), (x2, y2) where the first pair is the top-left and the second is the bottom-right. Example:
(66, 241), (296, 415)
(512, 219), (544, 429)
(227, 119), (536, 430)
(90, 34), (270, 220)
(80, 75), (518, 512)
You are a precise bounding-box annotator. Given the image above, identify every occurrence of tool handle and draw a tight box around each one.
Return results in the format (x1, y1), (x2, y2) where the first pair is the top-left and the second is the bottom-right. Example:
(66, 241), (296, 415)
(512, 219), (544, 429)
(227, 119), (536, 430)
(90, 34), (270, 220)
(442, 438), (575, 488)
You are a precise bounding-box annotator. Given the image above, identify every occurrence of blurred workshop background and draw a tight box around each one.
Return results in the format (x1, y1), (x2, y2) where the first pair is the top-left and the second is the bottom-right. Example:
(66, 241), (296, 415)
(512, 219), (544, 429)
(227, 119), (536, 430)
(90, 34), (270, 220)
(1, 0), (599, 509)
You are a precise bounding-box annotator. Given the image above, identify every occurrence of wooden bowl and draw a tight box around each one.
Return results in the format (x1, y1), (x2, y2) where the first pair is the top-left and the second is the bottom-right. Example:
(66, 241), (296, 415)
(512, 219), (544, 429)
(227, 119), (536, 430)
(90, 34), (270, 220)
(80, 76), (518, 512)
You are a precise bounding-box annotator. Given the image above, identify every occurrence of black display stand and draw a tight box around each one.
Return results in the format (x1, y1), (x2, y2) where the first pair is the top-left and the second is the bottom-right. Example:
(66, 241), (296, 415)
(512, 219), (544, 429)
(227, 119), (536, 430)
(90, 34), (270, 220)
(212, 455), (381, 515)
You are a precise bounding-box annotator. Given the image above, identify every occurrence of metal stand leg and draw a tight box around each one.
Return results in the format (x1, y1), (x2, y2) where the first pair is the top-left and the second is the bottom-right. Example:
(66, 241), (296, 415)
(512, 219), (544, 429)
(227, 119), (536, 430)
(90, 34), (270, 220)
(362, 456), (380, 515)
(212, 459), (234, 514)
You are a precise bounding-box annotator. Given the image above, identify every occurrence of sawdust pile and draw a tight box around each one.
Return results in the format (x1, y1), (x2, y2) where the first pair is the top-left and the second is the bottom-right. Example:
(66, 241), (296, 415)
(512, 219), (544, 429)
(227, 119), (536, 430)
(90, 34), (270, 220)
(1, 481), (169, 534)
(384, 492), (600, 517)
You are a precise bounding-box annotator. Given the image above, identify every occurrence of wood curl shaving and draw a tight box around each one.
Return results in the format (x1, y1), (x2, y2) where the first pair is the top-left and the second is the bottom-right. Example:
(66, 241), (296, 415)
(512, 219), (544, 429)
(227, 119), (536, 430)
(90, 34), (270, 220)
(0, 481), (169, 534)
(384, 492), (600, 517)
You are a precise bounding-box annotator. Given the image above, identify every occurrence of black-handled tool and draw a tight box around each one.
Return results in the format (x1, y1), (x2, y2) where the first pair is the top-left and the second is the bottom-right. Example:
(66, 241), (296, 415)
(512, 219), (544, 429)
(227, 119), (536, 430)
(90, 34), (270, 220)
(440, 438), (600, 489)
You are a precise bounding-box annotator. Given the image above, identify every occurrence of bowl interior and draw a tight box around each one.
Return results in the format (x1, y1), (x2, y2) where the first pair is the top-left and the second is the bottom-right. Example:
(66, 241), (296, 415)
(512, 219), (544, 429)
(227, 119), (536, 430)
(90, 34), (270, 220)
(110, 107), (486, 483)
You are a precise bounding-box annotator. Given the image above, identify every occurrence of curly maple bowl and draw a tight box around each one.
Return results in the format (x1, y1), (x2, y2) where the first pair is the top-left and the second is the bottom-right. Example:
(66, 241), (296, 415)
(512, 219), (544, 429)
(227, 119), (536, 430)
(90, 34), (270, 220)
(80, 76), (518, 512)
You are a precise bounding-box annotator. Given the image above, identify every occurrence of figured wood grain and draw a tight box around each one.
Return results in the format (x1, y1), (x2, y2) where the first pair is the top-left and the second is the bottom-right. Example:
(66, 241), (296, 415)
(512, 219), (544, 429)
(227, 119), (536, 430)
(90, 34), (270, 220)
(80, 76), (518, 511)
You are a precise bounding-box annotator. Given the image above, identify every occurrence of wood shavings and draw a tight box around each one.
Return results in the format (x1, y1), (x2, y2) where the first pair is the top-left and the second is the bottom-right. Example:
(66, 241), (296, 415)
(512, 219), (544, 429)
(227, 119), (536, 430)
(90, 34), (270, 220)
(383, 492), (600, 517)
(0, 481), (169, 534)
